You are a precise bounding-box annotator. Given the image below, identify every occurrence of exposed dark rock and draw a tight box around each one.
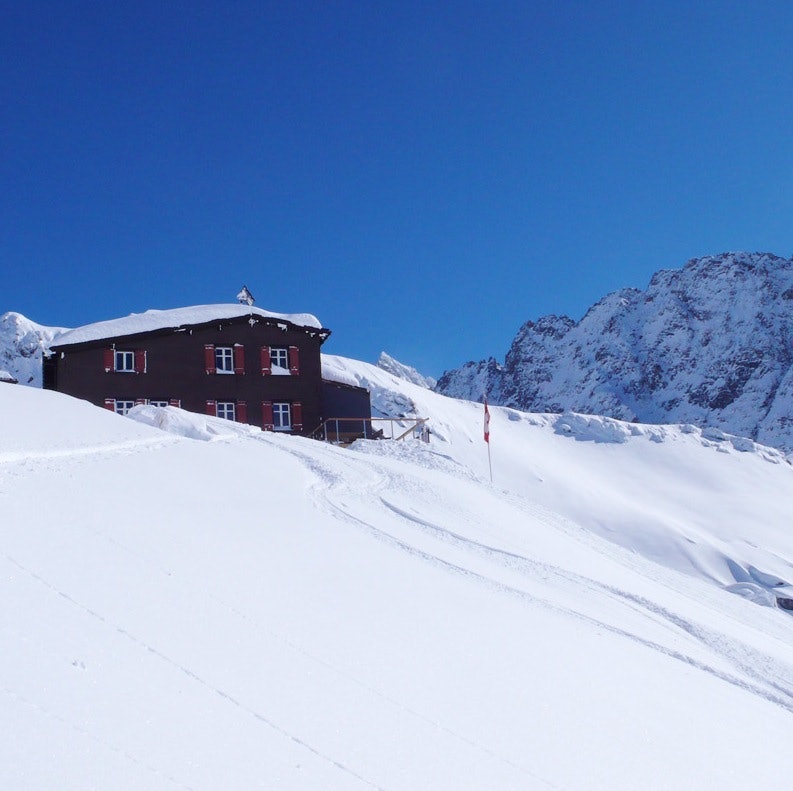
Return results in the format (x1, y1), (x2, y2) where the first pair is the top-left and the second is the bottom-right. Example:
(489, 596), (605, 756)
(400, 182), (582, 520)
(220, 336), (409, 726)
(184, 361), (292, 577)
(436, 252), (793, 451)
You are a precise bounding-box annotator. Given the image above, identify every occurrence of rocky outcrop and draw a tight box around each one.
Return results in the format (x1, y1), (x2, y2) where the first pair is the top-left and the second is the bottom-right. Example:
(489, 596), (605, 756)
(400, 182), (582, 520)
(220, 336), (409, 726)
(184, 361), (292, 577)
(436, 252), (793, 451)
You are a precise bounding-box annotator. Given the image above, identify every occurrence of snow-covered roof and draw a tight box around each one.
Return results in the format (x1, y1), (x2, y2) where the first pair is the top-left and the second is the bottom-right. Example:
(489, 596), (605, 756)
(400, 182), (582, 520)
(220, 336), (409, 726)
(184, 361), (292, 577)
(52, 304), (325, 347)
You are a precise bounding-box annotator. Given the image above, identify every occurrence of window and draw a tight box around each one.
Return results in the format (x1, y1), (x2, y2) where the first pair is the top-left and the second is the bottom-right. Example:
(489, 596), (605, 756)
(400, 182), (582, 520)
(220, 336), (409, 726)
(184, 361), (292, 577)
(206, 344), (244, 374)
(105, 348), (146, 373)
(114, 400), (135, 415)
(217, 401), (236, 421)
(270, 347), (289, 373)
(273, 402), (291, 430)
(215, 347), (234, 374)
(115, 351), (135, 372)
(261, 345), (298, 376)
(149, 400), (169, 408)
(262, 401), (299, 431)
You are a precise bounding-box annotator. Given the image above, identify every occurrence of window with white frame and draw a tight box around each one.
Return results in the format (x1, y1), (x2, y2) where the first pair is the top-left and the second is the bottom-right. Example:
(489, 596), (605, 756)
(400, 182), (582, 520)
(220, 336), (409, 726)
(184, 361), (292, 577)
(215, 346), (234, 373)
(114, 400), (135, 415)
(149, 400), (169, 407)
(270, 346), (289, 373)
(115, 350), (135, 372)
(217, 401), (236, 421)
(272, 402), (291, 430)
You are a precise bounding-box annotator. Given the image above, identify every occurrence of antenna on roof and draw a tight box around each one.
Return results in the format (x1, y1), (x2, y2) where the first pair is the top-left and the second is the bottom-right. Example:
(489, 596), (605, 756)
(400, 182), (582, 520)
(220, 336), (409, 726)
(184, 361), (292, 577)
(237, 286), (255, 306)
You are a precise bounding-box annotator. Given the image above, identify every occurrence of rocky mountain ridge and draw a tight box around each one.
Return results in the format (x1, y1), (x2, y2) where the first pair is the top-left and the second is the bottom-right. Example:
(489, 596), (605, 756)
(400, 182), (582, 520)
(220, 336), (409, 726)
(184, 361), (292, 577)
(436, 252), (793, 451)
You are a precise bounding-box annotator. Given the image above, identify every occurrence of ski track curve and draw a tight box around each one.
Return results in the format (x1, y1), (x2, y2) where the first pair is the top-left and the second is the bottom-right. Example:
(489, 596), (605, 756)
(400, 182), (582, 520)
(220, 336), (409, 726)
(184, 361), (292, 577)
(280, 439), (793, 717)
(271, 441), (566, 790)
(2, 431), (565, 790)
(6, 426), (792, 786)
(377, 497), (793, 708)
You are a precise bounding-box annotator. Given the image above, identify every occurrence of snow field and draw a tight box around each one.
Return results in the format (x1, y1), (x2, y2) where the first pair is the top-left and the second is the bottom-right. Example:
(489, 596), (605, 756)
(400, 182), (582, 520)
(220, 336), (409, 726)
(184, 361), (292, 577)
(3, 370), (793, 789)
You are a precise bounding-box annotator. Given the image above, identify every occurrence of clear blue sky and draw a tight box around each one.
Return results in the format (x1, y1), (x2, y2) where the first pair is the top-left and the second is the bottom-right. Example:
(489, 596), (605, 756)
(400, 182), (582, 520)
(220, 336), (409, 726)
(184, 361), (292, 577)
(3, 1), (793, 376)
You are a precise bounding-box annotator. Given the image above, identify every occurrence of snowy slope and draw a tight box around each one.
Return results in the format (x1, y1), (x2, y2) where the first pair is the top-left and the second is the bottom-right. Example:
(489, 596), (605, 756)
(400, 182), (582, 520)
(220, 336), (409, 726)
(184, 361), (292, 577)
(325, 354), (793, 593)
(3, 361), (793, 790)
(437, 252), (793, 452)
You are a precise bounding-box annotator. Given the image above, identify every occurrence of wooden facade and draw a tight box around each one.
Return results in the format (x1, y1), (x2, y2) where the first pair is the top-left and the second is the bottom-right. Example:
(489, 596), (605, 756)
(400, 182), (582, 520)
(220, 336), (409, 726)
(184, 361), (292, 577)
(43, 308), (366, 436)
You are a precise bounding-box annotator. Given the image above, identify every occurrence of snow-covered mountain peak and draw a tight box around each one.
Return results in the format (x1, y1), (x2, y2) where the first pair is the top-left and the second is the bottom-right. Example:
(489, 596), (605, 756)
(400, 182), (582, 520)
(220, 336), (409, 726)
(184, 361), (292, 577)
(518, 313), (575, 338)
(437, 251), (793, 451)
(579, 286), (642, 321)
(684, 249), (790, 273)
(0, 311), (67, 386)
(376, 351), (437, 389)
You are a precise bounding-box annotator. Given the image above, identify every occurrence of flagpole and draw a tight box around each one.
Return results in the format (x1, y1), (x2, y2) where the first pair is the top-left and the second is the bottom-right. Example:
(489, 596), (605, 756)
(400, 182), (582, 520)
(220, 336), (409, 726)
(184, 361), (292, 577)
(483, 395), (493, 483)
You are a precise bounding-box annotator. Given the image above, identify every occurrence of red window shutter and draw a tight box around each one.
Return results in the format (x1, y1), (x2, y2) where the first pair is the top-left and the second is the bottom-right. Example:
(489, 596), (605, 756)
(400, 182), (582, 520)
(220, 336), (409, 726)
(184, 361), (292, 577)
(134, 398), (146, 406)
(169, 398), (181, 408)
(237, 400), (248, 423)
(204, 344), (216, 374)
(289, 345), (300, 375)
(234, 344), (245, 375)
(104, 398), (115, 411)
(292, 401), (303, 432)
(260, 346), (272, 375)
(206, 399), (217, 416)
(262, 400), (274, 431)
(104, 349), (114, 373)
(134, 349), (147, 374)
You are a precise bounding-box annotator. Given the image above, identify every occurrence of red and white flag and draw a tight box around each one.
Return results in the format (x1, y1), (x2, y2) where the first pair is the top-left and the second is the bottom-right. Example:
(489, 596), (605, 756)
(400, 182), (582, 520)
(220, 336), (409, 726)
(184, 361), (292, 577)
(483, 398), (490, 443)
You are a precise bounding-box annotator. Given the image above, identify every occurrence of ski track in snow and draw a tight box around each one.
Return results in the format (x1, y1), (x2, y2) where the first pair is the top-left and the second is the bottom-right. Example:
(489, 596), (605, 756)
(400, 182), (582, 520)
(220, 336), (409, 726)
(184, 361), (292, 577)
(2, 552), (384, 791)
(26, 500), (561, 789)
(2, 685), (195, 791)
(0, 436), (180, 467)
(1, 434), (560, 790)
(279, 438), (793, 718)
(264, 440), (565, 789)
(5, 412), (793, 788)
(8, 351), (793, 789)
(376, 497), (793, 710)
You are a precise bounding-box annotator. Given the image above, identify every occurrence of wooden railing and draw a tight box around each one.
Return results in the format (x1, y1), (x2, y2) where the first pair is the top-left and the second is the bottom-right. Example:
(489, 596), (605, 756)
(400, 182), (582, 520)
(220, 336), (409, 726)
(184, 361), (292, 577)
(310, 417), (428, 445)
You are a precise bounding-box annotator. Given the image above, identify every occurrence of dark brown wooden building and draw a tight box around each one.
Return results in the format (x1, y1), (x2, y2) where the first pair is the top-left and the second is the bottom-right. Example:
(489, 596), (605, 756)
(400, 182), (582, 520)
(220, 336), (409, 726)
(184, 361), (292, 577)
(44, 304), (370, 436)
